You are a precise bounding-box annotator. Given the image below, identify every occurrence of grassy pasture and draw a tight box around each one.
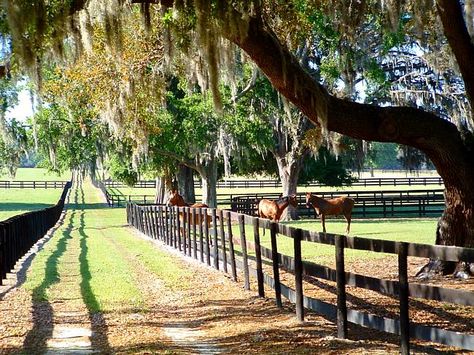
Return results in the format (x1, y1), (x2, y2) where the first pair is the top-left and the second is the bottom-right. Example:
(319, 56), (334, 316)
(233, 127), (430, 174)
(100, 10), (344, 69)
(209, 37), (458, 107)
(230, 217), (437, 267)
(0, 168), (71, 222)
(2, 168), (71, 181)
(0, 189), (64, 221)
(23, 182), (190, 313)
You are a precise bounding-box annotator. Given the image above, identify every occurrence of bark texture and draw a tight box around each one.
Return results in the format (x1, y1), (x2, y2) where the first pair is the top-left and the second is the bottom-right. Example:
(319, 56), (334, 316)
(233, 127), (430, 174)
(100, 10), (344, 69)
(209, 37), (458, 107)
(230, 15), (474, 252)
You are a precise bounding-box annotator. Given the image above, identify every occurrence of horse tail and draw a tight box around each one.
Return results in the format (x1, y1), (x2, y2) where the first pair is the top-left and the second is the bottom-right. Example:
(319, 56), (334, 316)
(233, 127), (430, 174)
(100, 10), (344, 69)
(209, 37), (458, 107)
(256, 198), (262, 217)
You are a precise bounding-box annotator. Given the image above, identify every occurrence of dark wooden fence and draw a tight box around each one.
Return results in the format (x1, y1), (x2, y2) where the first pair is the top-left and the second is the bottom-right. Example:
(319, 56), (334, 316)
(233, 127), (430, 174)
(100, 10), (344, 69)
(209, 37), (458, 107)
(0, 181), (72, 285)
(231, 189), (445, 218)
(0, 181), (69, 189)
(103, 176), (443, 189)
(127, 203), (474, 353)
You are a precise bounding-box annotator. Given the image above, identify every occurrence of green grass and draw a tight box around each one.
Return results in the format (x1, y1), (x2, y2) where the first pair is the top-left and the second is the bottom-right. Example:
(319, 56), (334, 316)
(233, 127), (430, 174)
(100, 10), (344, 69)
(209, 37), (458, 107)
(112, 183), (443, 198)
(2, 167), (71, 181)
(23, 181), (190, 314)
(231, 217), (437, 266)
(0, 168), (72, 221)
(0, 189), (64, 221)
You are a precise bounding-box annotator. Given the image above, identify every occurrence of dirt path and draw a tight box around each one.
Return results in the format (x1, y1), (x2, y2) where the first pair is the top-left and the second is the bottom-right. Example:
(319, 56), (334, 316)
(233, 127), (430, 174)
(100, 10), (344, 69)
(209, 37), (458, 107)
(0, 181), (462, 354)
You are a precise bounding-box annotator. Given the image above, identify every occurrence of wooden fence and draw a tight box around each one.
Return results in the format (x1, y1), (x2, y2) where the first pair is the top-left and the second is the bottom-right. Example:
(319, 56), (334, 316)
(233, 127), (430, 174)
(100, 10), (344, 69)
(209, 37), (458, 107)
(103, 176), (443, 189)
(127, 203), (474, 353)
(0, 181), (72, 285)
(0, 181), (69, 189)
(231, 189), (445, 218)
(100, 187), (445, 217)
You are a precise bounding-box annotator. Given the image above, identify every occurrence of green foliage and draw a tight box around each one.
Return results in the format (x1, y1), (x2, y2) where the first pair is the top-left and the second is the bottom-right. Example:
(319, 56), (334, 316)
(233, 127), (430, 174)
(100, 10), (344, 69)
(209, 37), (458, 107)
(371, 142), (400, 169)
(0, 119), (28, 177)
(299, 147), (355, 186)
(107, 149), (138, 187)
(32, 105), (106, 174)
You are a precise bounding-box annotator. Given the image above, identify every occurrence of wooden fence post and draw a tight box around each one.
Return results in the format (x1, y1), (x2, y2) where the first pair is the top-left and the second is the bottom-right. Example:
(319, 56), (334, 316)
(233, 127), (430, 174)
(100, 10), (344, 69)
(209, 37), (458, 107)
(199, 208), (204, 262)
(253, 217), (264, 297)
(182, 208), (187, 255)
(176, 207), (181, 251)
(171, 207), (176, 248)
(294, 228), (304, 322)
(165, 206), (170, 245)
(399, 242), (410, 355)
(270, 222), (282, 308)
(335, 234), (348, 338)
(212, 209), (219, 269)
(219, 209), (227, 273)
(204, 208), (211, 266)
(187, 207), (192, 257)
(192, 208), (197, 259)
(239, 214), (250, 290)
(226, 211), (237, 281)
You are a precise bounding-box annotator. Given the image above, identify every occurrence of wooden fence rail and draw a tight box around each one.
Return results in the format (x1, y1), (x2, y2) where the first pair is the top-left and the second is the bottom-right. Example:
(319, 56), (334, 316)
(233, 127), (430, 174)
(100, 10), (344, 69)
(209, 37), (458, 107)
(104, 176), (443, 189)
(231, 189), (445, 218)
(101, 187), (445, 219)
(127, 203), (474, 353)
(0, 181), (72, 285)
(0, 181), (69, 189)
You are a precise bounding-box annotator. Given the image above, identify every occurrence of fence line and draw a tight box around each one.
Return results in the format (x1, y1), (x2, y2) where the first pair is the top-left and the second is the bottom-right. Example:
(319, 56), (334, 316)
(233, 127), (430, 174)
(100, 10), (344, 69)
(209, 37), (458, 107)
(101, 187), (446, 217)
(0, 181), (69, 189)
(231, 189), (445, 218)
(127, 203), (474, 353)
(0, 181), (72, 285)
(103, 176), (443, 189)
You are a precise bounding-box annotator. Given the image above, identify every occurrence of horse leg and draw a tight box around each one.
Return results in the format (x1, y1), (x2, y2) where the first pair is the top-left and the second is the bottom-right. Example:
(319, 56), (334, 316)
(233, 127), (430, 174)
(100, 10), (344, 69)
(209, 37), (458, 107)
(321, 214), (326, 233)
(345, 214), (351, 234)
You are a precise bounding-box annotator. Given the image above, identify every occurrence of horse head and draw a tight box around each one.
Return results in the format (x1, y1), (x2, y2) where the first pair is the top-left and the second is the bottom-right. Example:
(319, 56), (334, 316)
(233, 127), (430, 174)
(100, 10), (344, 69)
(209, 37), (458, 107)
(305, 192), (313, 208)
(288, 194), (298, 207)
(166, 189), (187, 206)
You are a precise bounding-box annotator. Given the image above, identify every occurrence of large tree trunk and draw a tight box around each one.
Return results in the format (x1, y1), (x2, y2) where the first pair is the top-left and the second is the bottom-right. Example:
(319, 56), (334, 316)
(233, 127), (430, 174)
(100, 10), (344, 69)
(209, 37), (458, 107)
(275, 153), (303, 220)
(177, 164), (195, 203)
(198, 158), (218, 208)
(154, 175), (173, 204)
(231, 16), (474, 244)
(226, 13), (474, 278)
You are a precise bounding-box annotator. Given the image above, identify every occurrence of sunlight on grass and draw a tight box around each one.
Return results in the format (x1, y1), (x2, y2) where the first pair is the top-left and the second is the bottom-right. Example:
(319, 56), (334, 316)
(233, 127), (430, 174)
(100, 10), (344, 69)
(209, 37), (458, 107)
(23, 183), (145, 313)
(0, 189), (64, 221)
(5, 168), (71, 181)
(230, 217), (437, 266)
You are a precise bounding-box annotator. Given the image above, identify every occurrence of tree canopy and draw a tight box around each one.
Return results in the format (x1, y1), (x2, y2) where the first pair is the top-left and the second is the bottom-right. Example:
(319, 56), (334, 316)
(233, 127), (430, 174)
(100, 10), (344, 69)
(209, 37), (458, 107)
(2, 1), (474, 274)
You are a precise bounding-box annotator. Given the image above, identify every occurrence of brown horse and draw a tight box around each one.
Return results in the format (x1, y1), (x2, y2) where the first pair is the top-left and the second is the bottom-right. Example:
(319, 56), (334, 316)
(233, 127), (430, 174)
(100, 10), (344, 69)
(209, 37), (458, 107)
(305, 192), (355, 234)
(257, 195), (298, 222)
(165, 189), (211, 227)
(166, 189), (208, 209)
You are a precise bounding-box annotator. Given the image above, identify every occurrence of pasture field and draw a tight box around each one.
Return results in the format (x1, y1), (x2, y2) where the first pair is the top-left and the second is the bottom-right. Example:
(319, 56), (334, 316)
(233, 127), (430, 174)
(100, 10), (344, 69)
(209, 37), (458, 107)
(2, 168), (71, 181)
(23, 184), (190, 313)
(0, 189), (64, 222)
(0, 168), (71, 221)
(231, 217), (438, 269)
(110, 183), (443, 197)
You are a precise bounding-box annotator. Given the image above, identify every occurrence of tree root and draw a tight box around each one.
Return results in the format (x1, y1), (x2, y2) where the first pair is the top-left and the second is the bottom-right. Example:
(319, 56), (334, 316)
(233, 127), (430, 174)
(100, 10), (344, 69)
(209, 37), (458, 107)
(416, 259), (473, 280)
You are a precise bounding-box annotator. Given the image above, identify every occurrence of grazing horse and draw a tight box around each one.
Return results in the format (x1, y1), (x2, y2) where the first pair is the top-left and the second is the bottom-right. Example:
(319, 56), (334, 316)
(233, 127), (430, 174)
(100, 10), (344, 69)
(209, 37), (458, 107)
(165, 189), (211, 227)
(305, 192), (355, 234)
(257, 195), (298, 222)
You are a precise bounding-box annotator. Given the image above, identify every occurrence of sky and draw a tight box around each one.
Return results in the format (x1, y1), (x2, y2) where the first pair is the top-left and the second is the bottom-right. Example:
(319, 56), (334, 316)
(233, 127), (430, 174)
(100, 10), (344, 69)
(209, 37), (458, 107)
(5, 89), (34, 122)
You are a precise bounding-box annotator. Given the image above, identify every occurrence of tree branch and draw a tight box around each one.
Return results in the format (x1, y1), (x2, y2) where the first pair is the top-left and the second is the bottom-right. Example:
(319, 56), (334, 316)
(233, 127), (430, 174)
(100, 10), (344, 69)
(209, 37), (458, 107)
(436, 0), (474, 105)
(153, 148), (204, 175)
(233, 66), (259, 102)
(226, 15), (472, 188)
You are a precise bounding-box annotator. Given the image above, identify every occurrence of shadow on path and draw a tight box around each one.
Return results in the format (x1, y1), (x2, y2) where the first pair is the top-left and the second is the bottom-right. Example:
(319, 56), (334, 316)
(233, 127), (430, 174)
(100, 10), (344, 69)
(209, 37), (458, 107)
(78, 185), (112, 353)
(22, 188), (77, 353)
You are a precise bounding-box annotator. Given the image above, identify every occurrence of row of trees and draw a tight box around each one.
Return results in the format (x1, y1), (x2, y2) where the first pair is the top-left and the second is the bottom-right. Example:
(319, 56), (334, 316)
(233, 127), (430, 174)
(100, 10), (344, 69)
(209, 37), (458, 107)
(1, 1), (474, 276)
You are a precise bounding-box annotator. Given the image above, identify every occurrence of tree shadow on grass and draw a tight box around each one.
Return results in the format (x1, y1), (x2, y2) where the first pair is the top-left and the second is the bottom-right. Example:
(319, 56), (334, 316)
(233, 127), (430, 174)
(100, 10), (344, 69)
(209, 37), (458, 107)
(22, 189), (77, 353)
(0, 203), (55, 212)
(78, 185), (111, 353)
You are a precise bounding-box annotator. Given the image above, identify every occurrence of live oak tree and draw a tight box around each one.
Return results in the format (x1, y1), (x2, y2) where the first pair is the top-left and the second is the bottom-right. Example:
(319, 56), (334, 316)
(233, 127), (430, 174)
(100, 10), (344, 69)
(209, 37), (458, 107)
(4, 1), (474, 276)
